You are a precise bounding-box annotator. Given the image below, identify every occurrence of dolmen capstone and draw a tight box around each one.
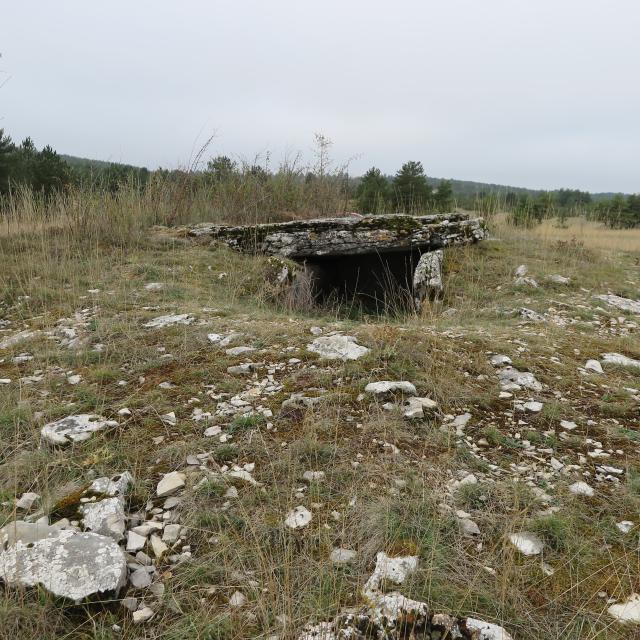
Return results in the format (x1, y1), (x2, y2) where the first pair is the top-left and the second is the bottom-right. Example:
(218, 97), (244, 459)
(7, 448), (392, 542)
(190, 213), (486, 310)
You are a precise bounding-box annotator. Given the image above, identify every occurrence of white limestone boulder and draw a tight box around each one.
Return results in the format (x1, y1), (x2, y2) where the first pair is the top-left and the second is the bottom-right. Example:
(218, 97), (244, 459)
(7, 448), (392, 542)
(41, 414), (118, 445)
(365, 381), (417, 396)
(307, 335), (369, 361)
(0, 528), (127, 601)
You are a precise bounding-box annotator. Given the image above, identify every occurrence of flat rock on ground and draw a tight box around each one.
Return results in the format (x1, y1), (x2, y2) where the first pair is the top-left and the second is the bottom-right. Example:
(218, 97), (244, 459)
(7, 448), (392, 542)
(41, 414), (118, 445)
(0, 528), (127, 601)
(307, 335), (369, 361)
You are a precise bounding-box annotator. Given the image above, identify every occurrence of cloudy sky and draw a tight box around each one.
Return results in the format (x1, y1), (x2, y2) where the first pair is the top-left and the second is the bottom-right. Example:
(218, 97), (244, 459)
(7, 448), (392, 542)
(1, 1), (638, 192)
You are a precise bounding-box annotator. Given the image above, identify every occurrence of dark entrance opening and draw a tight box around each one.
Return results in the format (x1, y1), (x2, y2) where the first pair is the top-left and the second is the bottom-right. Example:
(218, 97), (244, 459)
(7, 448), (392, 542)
(304, 249), (423, 313)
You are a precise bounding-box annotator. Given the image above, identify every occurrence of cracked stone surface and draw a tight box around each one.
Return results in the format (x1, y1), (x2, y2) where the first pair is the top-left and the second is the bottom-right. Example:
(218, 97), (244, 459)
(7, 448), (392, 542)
(41, 414), (118, 445)
(190, 213), (486, 258)
(0, 528), (127, 601)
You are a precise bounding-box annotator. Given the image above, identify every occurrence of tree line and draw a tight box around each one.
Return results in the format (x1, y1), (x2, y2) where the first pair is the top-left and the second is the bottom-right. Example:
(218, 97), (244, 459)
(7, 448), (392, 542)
(1, 128), (637, 228)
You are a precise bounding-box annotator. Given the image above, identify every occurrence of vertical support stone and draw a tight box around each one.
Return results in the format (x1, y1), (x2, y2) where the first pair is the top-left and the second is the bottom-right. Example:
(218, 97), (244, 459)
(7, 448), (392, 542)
(412, 249), (444, 310)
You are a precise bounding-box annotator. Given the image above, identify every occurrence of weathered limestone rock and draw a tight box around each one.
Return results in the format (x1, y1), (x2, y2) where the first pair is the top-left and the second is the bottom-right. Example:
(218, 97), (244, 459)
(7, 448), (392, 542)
(156, 471), (186, 497)
(79, 497), (126, 541)
(0, 528), (127, 600)
(307, 335), (369, 360)
(595, 294), (640, 315)
(190, 213), (485, 258)
(509, 532), (543, 556)
(298, 550), (513, 639)
(609, 594), (640, 624)
(0, 329), (39, 350)
(285, 506), (312, 529)
(365, 381), (417, 396)
(569, 481), (595, 497)
(403, 396), (438, 419)
(87, 472), (133, 497)
(548, 274), (570, 284)
(41, 414), (118, 445)
(143, 314), (195, 329)
(413, 249), (444, 307)
(497, 367), (543, 392)
(601, 352), (640, 369)
(15, 492), (40, 511)
(330, 548), (357, 564)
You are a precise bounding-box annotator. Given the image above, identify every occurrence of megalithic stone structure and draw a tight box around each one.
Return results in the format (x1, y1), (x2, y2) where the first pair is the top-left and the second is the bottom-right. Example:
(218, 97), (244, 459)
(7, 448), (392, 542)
(190, 213), (486, 309)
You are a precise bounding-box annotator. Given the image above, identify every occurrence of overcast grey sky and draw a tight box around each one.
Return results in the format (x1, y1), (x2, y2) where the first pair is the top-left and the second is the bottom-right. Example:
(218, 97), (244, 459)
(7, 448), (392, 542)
(1, 1), (638, 192)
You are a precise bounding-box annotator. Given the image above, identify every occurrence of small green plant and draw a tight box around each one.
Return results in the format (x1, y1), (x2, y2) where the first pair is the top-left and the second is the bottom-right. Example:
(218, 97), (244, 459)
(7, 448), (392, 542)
(227, 413), (265, 435)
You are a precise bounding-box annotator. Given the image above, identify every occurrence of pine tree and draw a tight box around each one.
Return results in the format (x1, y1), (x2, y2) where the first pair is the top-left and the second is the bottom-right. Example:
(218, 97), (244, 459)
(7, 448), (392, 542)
(434, 179), (454, 211)
(0, 129), (16, 194)
(391, 161), (432, 212)
(34, 145), (70, 195)
(356, 167), (389, 214)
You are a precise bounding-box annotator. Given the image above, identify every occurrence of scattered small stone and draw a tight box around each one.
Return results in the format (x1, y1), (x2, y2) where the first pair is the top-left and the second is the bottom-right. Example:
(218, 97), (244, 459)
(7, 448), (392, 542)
(144, 314), (195, 329)
(150, 534), (168, 559)
(515, 277), (539, 288)
(144, 282), (165, 291)
(608, 593), (640, 624)
(548, 274), (570, 284)
(160, 411), (177, 426)
(458, 517), (481, 537)
(519, 307), (544, 321)
(79, 497), (126, 541)
(523, 401), (543, 413)
(584, 359), (603, 373)
(126, 531), (147, 552)
(330, 548), (357, 564)
(403, 396), (437, 419)
(129, 568), (152, 589)
(162, 524), (181, 543)
(569, 481), (594, 497)
(15, 492), (40, 511)
(132, 606), (155, 623)
(156, 471), (186, 498)
(498, 367), (543, 392)
(515, 265), (528, 277)
(285, 506), (312, 529)
(225, 346), (256, 356)
(617, 521), (634, 534)
(509, 532), (543, 556)
(229, 591), (247, 607)
(302, 471), (326, 483)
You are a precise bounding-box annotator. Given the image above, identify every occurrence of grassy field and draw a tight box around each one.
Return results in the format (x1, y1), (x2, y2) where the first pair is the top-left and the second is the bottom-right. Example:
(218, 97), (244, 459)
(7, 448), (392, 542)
(0, 203), (639, 639)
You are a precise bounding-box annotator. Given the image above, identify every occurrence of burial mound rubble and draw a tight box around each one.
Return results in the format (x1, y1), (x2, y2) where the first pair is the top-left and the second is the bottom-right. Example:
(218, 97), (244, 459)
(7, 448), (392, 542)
(298, 551), (514, 639)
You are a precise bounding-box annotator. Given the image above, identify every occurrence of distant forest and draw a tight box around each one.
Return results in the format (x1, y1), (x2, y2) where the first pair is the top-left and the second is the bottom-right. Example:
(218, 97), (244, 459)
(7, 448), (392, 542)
(0, 129), (638, 228)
